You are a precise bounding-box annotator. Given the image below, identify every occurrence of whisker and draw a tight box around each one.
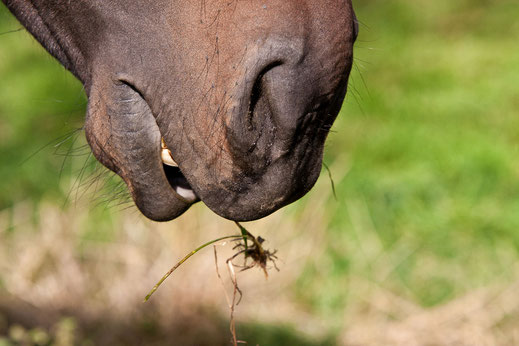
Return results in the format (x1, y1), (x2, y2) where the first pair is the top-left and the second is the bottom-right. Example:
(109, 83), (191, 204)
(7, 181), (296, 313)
(0, 27), (24, 36)
(19, 128), (83, 166)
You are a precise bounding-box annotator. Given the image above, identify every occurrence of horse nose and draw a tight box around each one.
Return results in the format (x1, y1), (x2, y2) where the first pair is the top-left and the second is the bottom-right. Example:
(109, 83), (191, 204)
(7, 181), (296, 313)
(227, 36), (339, 166)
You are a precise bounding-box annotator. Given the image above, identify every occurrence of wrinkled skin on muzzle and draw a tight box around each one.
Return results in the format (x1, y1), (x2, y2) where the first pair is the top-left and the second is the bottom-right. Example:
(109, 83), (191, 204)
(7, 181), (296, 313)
(5, 0), (358, 221)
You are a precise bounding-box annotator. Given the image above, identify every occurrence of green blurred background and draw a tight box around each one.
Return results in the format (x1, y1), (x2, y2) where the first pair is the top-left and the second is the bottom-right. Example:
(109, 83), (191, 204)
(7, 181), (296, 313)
(1, 0), (519, 345)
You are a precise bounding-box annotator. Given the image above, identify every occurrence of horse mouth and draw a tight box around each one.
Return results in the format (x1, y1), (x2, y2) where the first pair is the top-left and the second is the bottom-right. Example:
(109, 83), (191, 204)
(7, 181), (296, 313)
(87, 66), (328, 222)
(85, 79), (204, 221)
(160, 139), (198, 204)
(130, 63), (324, 222)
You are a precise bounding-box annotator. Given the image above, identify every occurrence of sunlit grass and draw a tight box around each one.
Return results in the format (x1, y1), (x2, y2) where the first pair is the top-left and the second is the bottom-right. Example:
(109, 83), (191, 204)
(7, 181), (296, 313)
(294, 0), (519, 319)
(0, 6), (86, 209)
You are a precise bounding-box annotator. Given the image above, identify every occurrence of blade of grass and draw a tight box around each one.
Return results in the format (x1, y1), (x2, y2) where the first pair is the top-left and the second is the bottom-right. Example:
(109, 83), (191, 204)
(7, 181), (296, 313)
(322, 162), (337, 201)
(234, 221), (249, 251)
(144, 234), (245, 302)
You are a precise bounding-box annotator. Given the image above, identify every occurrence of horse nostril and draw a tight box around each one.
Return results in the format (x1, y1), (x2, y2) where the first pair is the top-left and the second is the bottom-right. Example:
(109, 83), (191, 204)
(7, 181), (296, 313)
(247, 62), (282, 124)
(246, 71), (263, 132)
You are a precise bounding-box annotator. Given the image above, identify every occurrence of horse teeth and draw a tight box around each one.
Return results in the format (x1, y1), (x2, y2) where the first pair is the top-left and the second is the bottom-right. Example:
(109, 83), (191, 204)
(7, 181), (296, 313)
(161, 138), (168, 149)
(175, 186), (197, 202)
(160, 138), (178, 167)
(161, 149), (178, 167)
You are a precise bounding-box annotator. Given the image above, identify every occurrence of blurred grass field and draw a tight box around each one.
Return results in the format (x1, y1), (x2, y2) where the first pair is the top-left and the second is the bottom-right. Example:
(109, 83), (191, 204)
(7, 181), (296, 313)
(1, 0), (519, 345)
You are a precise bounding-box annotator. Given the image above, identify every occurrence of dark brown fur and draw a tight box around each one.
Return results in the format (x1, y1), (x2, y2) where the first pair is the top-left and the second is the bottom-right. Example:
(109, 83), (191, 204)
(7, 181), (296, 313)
(4, 0), (357, 221)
